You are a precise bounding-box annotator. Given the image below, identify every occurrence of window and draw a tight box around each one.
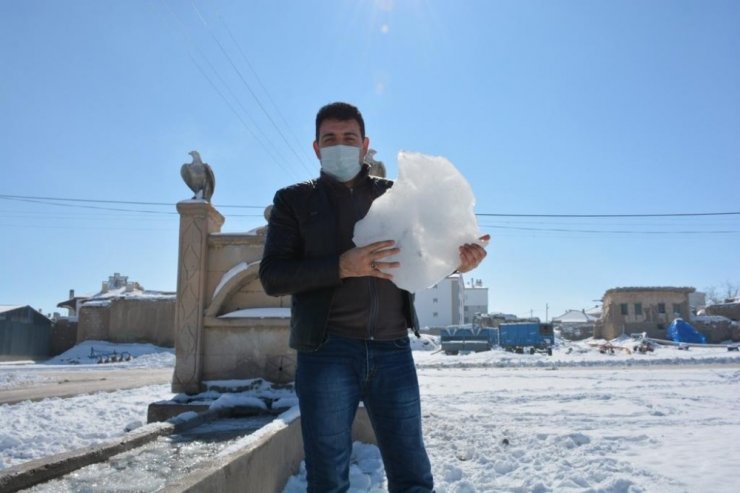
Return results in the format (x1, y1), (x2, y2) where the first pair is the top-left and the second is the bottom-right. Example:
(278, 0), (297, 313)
(658, 303), (666, 314)
(634, 303), (642, 316)
(433, 298), (438, 304)
(620, 303), (628, 315)
(673, 304), (682, 315)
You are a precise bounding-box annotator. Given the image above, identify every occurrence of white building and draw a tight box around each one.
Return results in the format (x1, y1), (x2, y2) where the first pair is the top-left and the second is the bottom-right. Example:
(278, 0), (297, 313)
(463, 278), (489, 323)
(414, 274), (465, 329)
(415, 275), (489, 328)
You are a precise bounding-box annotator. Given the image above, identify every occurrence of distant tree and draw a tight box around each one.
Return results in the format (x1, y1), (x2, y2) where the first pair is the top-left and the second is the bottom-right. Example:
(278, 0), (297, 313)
(705, 286), (720, 305)
(705, 282), (739, 305)
(722, 281), (739, 301)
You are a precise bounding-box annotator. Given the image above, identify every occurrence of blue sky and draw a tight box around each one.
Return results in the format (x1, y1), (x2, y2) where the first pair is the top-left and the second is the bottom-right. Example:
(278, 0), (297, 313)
(1, 0), (738, 320)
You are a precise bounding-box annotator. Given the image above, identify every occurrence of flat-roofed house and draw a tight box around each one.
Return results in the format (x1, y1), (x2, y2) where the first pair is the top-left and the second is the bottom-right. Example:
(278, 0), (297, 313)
(596, 287), (694, 340)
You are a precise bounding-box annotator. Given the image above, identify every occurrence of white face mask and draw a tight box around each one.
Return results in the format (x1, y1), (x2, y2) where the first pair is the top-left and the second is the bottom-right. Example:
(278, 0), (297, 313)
(320, 144), (362, 182)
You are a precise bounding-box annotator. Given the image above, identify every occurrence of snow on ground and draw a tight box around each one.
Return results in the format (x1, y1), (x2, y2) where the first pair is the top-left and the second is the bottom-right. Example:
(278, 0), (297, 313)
(2, 339), (740, 492)
(0, 341), (177, 470)
(0, 371), (48, 390)
(283, 337), (740, 493)
(0, 384), (174, 470)
(43, 340), (175, 368)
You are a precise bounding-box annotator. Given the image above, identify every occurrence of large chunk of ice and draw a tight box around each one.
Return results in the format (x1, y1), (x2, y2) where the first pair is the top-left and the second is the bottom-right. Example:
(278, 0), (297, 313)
(353, 151), (483, 293)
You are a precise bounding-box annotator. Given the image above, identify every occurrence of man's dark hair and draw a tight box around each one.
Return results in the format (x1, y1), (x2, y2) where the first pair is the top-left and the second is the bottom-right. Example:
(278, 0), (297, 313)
(315, 102), (365, 140)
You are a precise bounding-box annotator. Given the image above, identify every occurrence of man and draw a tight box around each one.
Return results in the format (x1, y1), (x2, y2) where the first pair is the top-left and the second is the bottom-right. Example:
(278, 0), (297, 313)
(259, 102), (487, 493)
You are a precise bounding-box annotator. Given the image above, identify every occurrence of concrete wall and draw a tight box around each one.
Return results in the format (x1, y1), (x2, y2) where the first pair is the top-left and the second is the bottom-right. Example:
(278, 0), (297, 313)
(202, 320), (294, 384)
(705, 302), (740, 321)
(50, 319), (77, 356)
(172, 202), (295, 394)
(162, 407), (376, 493)
(76, 298), (175, 346)
(692, 320), (740, 343)
(108, 298), (175, 346)
(77, 304), (110, 342)
(205, 234), (290, 315)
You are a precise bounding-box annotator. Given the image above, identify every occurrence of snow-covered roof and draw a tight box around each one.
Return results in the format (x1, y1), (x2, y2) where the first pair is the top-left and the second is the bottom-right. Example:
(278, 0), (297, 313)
(584, 305), (602, 317)
(709, 298), (740, 307)
(0, 305), (25, 315)
(604, 286), (695, 296)
(693, 314), (732, 324)
(81, 286), (175, 305)
(552, 309), (596, 323)
(88, 285), (174, 299)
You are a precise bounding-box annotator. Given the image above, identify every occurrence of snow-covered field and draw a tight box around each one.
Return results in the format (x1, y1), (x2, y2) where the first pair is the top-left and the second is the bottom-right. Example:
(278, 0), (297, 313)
(0, 341), (176, 470)
(2, 338), (740, 492)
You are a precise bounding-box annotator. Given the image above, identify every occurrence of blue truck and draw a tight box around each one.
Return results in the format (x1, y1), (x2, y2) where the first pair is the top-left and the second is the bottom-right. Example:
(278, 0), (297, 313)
(497, 322), (554, 355)
(440, 325), (492, 355)
(440, 322), (555, 355)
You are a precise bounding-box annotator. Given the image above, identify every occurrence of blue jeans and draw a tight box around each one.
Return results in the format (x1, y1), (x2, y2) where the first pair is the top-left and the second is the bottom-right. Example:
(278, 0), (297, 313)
(295, 334), (434, 493)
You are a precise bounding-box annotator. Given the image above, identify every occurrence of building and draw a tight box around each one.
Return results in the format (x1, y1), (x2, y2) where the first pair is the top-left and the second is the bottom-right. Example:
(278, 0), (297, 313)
(414, 275), (490, 329)
(688, 291), (706, 313)
(414, 274), (465, 329)
(551, 309), (597, 340)
(56, 289), (87, 320)
(463, 278), (489, 324)
(596, 287), (694, 340)
(58, 273), (176, 347)
(0, 305), (52, 361)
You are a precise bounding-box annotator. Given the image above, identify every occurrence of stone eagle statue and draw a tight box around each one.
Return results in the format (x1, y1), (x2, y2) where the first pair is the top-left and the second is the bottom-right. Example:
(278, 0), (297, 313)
(364, 148), (386, 178)
(180, 150), (215, 202)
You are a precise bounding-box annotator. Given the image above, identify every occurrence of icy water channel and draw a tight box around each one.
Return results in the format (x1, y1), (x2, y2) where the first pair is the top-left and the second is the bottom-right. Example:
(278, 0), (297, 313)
(25, 415), (274, 493)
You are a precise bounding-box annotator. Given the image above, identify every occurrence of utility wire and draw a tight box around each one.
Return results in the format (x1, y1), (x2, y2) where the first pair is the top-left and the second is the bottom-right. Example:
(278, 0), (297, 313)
(3, 197), (178, 215)
(0, 194), (264, 209)
(190, 1), (314, 174)
(186, 51), (301, 180)
(215, 6), (314, 164)
(477, 212), (740, 218)
(479, 223), (740, 235)
(3, 194), (739, 218)
(159, 0), (303, 181)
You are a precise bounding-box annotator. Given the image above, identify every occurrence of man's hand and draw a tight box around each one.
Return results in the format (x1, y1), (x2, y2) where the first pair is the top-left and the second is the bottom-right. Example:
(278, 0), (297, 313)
(457, 234), (490, 274)
(339, 240), (400, 280)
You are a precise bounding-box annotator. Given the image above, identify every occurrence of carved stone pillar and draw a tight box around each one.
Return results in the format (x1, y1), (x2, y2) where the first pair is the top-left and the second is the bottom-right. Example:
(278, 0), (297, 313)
(172, 201), (225, 393)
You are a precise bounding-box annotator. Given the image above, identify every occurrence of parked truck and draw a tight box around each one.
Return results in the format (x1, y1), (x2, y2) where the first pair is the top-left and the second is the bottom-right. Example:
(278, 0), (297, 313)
(440, 321), (555, 356)
(497, 322), (554, 355)
(440, 325), (492, 355)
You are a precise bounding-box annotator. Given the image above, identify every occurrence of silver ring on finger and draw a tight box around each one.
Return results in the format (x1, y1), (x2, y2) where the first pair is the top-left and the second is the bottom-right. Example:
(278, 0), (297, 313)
(370, 261), (377, 270)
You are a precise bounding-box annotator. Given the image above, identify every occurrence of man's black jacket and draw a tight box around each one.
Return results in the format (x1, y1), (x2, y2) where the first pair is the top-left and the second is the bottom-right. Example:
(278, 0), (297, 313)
(259, 173), (419, 352)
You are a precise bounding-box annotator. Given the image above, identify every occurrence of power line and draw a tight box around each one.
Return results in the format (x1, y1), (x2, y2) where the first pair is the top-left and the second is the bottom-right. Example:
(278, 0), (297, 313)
(479, 223), (740, 235)
(2, 196), (178, 215)
(190, 1), (314, 174)
(0, 194), (263, 208)
(2, 193), (738, 237)
(477, 212), (740, 218)
(3, 194), (739, 218)
(215, 7), (314, 164)
(158, 0), (304, 181)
